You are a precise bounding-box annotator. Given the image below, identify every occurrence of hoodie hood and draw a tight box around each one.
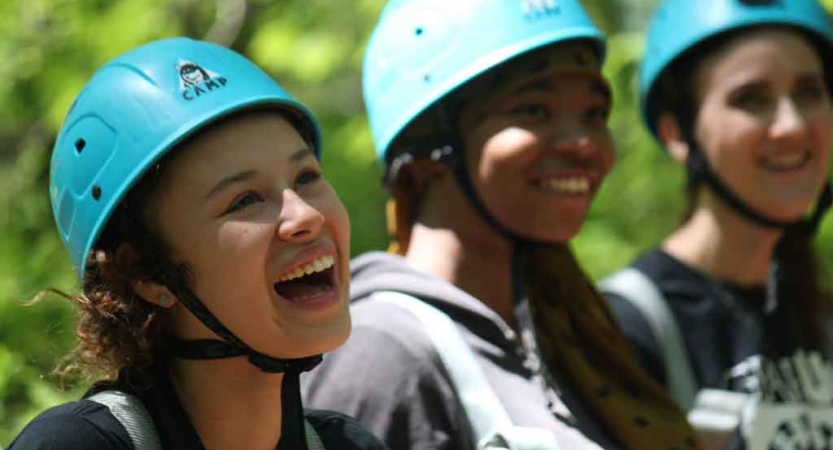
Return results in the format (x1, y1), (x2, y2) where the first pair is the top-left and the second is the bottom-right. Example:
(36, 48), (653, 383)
(350, 251), (513, 334)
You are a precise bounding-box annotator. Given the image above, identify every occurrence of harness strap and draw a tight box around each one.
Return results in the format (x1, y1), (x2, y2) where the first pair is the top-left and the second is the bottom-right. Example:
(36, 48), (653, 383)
(88, 390), (162, 450)
(601, 268), (698, 410)
(373, 291), (561, 449)
(373, 291), (512, 443)
(89, 389), (326, 450)
(304, 420), (326, 450)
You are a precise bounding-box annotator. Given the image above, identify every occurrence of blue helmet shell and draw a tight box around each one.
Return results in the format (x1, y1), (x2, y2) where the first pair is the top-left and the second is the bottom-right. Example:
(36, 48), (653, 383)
(50, 37), (321, 277)
(640, 0), (833, 137)
(362, 0), (606, 163)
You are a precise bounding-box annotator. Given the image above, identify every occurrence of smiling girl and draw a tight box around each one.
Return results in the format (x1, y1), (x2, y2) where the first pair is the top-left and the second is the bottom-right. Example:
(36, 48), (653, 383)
(602, 0), (833, 448)
(8, 37), (385, 450)
(303, 1), (702, 449)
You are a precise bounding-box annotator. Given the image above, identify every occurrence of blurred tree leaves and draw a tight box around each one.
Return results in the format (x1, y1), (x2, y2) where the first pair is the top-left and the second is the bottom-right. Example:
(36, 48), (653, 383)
(0, 0), (192, 439)
(1, 0), (833, 444)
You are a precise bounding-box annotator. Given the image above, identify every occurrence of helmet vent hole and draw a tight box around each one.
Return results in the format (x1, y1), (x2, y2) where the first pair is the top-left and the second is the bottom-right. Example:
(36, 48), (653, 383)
(415, 27), (423, 36)
(740, 0), (776, 5)
(75, 139), (86, 153)
(92, 185), (102, 200)
(423, 73), (431, 83)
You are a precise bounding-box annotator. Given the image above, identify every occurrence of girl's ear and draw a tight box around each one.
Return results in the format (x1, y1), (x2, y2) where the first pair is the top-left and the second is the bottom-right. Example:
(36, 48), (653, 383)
(132, 279), (178, 308)
(116, 243), (178, 308)
(657, 113), (689, 164)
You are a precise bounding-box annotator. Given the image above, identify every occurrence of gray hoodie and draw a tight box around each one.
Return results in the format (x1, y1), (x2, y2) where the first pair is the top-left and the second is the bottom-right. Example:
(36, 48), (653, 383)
(302, 252), (622, 450)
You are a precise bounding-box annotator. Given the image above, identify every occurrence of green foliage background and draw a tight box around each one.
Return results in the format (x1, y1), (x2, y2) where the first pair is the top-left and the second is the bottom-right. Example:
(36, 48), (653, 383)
(1, 0), (832, 443)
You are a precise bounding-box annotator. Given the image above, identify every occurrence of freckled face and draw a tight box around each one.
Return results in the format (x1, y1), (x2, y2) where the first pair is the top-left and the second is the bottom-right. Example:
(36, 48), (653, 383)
(692, 28), (833, 221)
(457, 42), (615, 242)
(146, 111), (351, 359)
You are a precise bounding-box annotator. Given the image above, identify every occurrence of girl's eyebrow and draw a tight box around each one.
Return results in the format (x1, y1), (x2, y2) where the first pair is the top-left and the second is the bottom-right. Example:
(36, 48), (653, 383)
(290, 147), (316, 163)
(203, 147), (314, 200)
(204, 170), (256, 200)
(721, 74), (770, 98)
(795, 71), (827, 87)
(508, 80), (555, 96)
(506, 77), (611, 101)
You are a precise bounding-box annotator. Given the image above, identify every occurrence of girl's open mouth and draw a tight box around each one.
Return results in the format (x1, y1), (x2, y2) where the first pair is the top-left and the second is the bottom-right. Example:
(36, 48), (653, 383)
(274, 255), (336, 302)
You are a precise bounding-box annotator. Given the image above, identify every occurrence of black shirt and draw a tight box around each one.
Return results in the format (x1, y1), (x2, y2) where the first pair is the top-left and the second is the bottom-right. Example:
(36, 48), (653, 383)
(604, 248), (778, 391)
(8, 363), (387, 450)
(604, 249), (833, 449)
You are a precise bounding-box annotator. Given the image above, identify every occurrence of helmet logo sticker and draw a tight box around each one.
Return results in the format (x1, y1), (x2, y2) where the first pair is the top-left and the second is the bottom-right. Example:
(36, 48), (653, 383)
(177, 59), (228, 101)
(523, 0), (560, 20)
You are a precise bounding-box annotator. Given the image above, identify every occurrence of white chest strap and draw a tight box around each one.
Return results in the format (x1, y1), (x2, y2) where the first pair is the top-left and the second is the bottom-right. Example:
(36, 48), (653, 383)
(88, 390), (325, 450)
(601, 267), (698, 410)
(88, 390), (161, 450)
(304, 420), (326, 450)
(372, 291), (560, 450)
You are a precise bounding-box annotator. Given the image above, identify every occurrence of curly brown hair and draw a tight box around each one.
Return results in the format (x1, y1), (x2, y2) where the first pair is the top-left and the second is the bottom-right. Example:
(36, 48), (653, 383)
(38, 121), (185, 383)
(44, 249), (168, 384)
(45, 158), (175, 384)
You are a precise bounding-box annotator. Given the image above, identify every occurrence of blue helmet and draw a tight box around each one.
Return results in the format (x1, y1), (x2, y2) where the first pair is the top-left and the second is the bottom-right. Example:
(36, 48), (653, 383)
(50, 37), (321, 278)
(640, 0), (833, 137)
(363, 0), (606, 163)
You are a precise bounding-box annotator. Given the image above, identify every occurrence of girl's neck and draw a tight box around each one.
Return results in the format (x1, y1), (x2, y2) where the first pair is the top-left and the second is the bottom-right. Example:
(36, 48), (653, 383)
(663, 192), (782, 286)
(170, 358), (284, 450)
(405, 178), (518, 328)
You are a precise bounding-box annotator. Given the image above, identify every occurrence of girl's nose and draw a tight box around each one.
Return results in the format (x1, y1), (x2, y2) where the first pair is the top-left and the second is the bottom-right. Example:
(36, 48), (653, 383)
(769, 97), (807, 141)
(277, 190), (324, 243)
(547, 120), (598, 158)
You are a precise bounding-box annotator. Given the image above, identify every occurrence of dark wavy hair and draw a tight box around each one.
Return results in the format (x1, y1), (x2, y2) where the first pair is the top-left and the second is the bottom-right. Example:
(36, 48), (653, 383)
(653, 25), (833, 353)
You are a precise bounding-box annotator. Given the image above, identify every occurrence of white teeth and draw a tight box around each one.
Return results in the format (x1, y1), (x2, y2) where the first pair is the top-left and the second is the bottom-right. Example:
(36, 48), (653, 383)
(278, 255), (335, 282)
(766, 153), (806, 170)
(538, 177), (590, 193)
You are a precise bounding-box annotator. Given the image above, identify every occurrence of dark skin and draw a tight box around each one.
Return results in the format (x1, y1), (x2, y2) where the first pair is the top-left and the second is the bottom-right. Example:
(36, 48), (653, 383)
(402, 42), (615, 328)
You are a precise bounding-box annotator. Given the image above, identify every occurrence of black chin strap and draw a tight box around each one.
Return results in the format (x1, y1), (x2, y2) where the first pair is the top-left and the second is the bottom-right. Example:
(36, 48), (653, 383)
(688, 147), (833, 233)
(427, 104), (545, 247)
(163, 266), (321, 450)
(119, 211), (320, 449)
(402, 103), (545, 306)
(276, 366), (310, 450)
(682, 130), (832, 317)
(161, 270), (322, 373)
